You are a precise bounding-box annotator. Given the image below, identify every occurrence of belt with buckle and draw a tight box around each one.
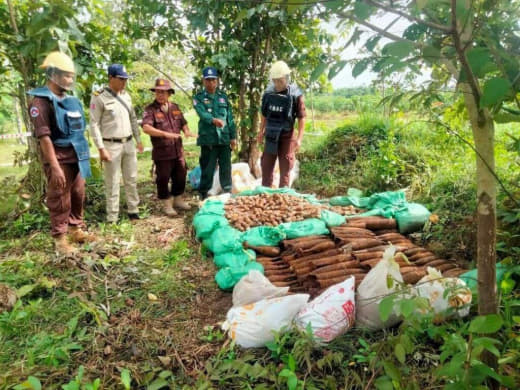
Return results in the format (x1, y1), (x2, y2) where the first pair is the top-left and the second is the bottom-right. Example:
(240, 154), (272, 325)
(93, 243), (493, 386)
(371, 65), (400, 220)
(102, 135), (132, 143)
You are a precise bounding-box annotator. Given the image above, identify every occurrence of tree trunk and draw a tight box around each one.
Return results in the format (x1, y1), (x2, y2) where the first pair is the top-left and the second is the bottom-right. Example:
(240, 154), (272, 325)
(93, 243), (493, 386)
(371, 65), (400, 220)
(463, 87), (497, 315)
(13, 96), (26, 145)
(7, 0), (46, 204)
(454, 0), (498, 318)
(238, 73), (248, 161)
(247, 76), (262, 178)
(246, 28), (271, 177)
(463, 88), (498, 385)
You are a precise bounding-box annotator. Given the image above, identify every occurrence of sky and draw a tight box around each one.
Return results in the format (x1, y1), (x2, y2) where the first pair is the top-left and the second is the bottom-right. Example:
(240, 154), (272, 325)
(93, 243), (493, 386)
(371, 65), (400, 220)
(325, 15), (427, 89)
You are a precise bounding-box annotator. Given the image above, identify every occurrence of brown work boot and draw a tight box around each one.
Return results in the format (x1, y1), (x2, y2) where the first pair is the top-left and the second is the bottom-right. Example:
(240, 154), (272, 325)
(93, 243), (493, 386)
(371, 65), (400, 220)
(69, 226), (96, 243)
(162, 197), (177, 217)
(173, 195), (191, 210)
(54, 234), (77, 255)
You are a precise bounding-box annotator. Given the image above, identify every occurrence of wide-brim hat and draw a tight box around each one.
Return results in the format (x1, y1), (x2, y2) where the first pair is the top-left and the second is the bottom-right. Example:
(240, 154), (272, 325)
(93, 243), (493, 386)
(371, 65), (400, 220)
(150, 78), (175, 93)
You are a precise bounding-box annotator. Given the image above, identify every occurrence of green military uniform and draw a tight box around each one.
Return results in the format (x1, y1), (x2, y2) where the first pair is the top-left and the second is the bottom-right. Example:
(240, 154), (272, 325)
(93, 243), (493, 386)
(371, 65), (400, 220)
(193, 88), (236, 197)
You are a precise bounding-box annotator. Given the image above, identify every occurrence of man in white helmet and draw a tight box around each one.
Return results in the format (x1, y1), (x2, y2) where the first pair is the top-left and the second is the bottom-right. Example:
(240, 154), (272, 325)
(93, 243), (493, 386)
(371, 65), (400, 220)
(257, 60), (306, 187)
(27, 51), (94, 255)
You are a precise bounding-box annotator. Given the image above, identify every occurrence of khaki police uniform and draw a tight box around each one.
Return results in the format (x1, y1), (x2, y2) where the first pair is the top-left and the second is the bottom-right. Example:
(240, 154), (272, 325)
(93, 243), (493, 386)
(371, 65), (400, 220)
(89, 88), (142, 222)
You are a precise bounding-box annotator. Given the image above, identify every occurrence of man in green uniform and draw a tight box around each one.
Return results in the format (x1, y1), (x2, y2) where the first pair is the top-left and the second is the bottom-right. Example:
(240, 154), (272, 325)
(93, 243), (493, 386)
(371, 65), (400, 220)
(193, 66), (237, 199)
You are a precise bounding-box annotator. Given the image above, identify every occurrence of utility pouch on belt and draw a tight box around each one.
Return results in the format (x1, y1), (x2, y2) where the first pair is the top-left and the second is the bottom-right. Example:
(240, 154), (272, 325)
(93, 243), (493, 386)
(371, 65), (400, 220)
(265, 123), (282, 155)
(263, 91), (293, 155)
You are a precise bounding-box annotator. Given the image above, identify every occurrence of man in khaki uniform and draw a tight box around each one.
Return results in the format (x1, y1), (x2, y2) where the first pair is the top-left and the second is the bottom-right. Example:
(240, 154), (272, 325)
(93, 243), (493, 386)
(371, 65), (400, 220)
(89, 64), (144, 222)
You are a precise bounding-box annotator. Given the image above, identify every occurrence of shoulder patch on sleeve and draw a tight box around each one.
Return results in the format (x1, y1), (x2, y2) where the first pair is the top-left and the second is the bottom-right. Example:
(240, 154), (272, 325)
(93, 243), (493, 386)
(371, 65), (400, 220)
(30, 106), (40, 118)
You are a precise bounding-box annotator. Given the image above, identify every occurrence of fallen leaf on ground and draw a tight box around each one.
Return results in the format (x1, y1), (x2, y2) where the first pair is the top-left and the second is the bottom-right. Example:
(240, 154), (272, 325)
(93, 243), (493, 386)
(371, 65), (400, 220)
(158, 356), (171, 366)
(0, 284), (17, 312)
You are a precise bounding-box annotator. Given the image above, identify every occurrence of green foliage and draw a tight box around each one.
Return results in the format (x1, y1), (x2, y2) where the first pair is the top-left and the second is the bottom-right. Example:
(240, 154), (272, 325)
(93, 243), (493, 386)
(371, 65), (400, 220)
(13, 376), (41, 390)
(298, 113), (520, 262)
(311, 93), (382, 113)
(165, 240), (194, 266)
(181, 0), (338, 158)
(1, 208), (49, 239)
(120, 368), (131, 390)
(195, 270), (519, 388)
(60, 366), (101, 390)
(0, 299), (88, 368)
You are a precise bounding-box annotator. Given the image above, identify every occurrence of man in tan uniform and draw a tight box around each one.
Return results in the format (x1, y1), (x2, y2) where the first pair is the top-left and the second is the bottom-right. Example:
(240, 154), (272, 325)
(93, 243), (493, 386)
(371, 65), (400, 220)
(89, 64), (144, 222)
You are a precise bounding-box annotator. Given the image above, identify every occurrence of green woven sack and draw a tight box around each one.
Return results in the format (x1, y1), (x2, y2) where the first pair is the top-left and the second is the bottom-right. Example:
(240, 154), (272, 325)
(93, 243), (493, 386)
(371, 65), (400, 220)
(213, 249), (256, 269)
(460, 263), (509, 290)
(193, 213), (229, 240)
(204, 225), (243, 255)
(279, 218), (329, 239)
(215, 261), (264, 290)
(199, 199), (226, 216)
(241, 226), (286, 247)
(395, 203), (431, 234)
(320, 209), (346, 227)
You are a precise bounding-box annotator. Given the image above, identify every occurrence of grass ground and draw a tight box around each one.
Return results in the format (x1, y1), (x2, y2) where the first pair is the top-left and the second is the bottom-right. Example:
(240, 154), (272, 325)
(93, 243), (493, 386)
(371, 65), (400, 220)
(1, 110), (519, 389)
(0, 107), (325, 388)
(0, 176), (229, 388)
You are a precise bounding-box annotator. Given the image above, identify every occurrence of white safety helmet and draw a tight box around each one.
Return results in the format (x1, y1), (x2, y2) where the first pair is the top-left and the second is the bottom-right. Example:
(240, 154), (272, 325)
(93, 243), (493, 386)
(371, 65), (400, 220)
(40, 51), (76, 91)
(269, 60), (291, 80)
(39, 51), (75, 74)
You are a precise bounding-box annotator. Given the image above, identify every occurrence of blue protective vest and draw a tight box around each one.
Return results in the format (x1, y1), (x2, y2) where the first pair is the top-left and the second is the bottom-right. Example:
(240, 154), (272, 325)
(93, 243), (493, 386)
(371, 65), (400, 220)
(27, 86), (91, 178)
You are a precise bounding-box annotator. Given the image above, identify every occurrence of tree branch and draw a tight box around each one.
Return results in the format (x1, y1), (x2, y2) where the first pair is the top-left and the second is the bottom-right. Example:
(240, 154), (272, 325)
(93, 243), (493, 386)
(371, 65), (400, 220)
(6, 0), (30, 90)
(337, 9), (460, 80)
(142, 59), (192, 99)
(450, 0), (482, 118)
(430, 117), (520, 207)
(363, 0), (453, 32)
(340, 13), (417, 47)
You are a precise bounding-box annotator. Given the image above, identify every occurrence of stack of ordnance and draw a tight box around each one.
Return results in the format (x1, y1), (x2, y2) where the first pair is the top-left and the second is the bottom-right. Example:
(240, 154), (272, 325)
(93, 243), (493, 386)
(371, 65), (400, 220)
(247, 216), (467, 296)
(328, 205), (359, 216)
(225, 193), (322, 231)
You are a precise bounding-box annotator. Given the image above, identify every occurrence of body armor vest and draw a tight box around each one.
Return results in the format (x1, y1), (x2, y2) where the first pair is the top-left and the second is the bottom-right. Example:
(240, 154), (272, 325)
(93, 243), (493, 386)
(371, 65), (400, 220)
(28, 86), (91, 178)
(263, 88), (294, 155)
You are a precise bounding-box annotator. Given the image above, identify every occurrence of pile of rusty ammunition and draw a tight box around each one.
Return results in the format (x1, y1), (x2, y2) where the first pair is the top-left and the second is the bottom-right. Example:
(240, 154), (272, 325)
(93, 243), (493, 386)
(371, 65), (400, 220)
(225, 193), (322, 231)
(246, 216), (466, 296)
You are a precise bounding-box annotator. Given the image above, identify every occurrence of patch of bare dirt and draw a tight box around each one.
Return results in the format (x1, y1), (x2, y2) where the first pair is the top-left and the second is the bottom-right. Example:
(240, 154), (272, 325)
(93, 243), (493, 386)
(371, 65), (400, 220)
(132, 215), (189, 248)
(74, 210), (232, 386)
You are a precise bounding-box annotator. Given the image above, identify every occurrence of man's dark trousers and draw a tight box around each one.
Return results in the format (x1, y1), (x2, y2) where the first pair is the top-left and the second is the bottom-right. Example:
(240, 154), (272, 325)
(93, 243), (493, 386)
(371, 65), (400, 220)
(199, 145), (232, 197)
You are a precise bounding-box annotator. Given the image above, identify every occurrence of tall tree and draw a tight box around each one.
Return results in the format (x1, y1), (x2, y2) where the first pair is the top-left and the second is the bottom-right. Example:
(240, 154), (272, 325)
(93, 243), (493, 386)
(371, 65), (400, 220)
(0, 0), (139, 202)
(128, 0), (338, 173)
(319, 0), (519, 383)
(183, 1), (338, 172)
